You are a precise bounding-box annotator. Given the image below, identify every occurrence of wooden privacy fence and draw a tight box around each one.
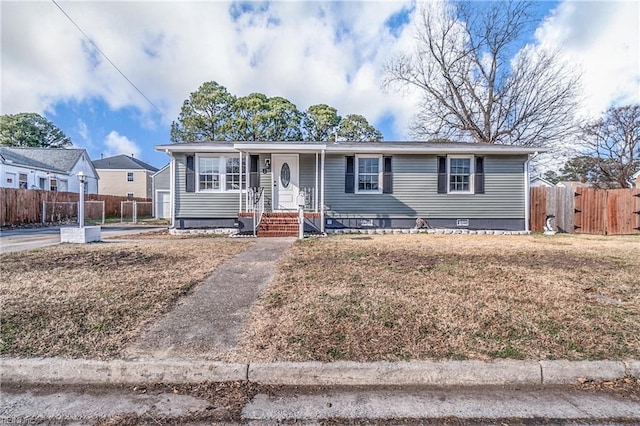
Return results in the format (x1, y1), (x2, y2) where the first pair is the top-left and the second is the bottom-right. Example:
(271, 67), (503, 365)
(530, 186), (640, 235)
(0, 188), (150, 227)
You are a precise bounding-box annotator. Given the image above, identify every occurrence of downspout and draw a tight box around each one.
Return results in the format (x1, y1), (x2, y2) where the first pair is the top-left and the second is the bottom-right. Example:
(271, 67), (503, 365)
(320, 149), (326, 233)
(524, 151), (539, 232)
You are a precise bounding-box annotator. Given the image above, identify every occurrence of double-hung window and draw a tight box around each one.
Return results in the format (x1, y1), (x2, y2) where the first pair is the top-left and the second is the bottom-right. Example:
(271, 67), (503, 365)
(356, 156), (382, 193)
(225, 157), (244, 191)
(18, 173), (27, 189)
(198, 156), (221, 191)
(449, 157), (472, 192)
(196, 156), (245, 192)
(127, 172), (134, 182)
(437, 155), (484, 194)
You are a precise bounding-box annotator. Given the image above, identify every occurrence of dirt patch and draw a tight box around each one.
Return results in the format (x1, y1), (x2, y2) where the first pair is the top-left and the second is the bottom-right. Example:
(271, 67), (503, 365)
(238, 234), (640, 362)
(0, 238), (251, 359)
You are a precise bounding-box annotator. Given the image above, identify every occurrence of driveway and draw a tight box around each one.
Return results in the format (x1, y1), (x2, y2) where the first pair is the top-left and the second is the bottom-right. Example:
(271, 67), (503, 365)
(0, 225), (167, 254)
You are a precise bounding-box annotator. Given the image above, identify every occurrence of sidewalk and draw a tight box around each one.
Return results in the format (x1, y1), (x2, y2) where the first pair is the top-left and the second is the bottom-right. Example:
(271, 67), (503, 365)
(123, 237), (295, 359)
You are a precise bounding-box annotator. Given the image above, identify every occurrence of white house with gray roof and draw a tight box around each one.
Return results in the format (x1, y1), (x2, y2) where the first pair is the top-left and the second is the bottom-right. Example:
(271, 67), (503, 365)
(155, 140), (544, 236)
(0, 147), (99, 193)
(92, 154), (158, 199)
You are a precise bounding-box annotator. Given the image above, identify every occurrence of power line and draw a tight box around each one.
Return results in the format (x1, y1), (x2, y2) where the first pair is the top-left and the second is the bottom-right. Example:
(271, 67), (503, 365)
(51, 0), (171, 122)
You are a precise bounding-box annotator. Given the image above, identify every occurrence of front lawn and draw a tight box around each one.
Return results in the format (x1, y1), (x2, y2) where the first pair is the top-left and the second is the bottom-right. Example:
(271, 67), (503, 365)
(0, 238), (251, 358)
(238, 234), (640, 361)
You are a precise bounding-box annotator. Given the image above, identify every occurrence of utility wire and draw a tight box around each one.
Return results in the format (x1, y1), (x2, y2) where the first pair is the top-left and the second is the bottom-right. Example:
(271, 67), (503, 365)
(51, 0), (171, 122)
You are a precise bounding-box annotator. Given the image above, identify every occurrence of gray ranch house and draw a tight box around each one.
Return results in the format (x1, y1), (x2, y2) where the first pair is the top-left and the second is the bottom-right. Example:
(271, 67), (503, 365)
(155, 141), (541, 236)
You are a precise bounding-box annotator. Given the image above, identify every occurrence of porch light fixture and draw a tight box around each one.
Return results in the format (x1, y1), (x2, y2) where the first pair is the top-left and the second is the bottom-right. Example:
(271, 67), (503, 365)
(262, 158), (271, 174)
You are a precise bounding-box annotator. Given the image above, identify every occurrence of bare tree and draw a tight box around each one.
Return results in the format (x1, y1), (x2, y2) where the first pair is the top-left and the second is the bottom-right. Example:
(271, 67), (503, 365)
(580, 104), (640, 188)
(384, 0), (580, 146)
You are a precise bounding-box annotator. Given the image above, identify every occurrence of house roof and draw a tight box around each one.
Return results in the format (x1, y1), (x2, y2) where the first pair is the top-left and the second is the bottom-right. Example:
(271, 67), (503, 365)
(530, 176), (555, 187)
(0, 147), (90, 174)
(155, 140), (545, 155)
(92, 154), (159, 172)
(151, 163), (170, 177)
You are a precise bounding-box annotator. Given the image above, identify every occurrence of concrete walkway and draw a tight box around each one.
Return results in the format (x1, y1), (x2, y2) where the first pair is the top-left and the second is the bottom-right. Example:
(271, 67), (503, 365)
(124, 237), (295, 359)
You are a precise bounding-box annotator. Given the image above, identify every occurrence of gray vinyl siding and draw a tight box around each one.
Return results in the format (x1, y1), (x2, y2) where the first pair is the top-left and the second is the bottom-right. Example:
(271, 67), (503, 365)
(324, 154), (526, 219)
(259, 154), (272, 210)
(174, 153), (239, 218)
(153, 166), (170, 192)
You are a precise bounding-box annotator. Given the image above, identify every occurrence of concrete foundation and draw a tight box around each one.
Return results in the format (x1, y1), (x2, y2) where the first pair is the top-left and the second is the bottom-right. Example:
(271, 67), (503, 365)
(60, 226), (102, 244)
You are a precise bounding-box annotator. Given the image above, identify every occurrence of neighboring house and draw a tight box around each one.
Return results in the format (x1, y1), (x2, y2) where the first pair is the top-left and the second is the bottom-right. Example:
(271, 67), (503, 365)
(155, 141), (542, 234)
(632, 170), (640, 188)
(151, 163), (171, 219)
(0, 147), (99, 193)
(556, 181), (593, 189)
(92, 154), (158, 199)
(530, 176), (555, 188)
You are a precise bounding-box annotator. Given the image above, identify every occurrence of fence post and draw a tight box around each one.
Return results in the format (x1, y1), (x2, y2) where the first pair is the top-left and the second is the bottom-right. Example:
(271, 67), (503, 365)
(133, 201), (137, 223)
(42, 201), (46, 224)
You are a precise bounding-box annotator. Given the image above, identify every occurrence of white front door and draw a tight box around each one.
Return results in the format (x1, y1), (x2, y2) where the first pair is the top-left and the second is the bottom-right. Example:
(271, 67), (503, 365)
(272, 154), (299, 210)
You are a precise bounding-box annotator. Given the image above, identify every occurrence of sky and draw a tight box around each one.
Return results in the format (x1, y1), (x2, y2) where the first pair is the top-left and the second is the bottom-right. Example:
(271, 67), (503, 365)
(1, 0), (639, 168)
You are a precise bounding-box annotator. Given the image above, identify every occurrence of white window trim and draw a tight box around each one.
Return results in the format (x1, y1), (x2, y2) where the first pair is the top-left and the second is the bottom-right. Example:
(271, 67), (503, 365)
(447, 155), (474, 194)
(355, 154), (383, 194)
(196, 154), (245, 193)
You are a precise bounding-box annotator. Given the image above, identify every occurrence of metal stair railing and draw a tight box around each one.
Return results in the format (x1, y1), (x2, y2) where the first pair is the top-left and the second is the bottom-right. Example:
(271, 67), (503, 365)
(249, 187), (265, 236)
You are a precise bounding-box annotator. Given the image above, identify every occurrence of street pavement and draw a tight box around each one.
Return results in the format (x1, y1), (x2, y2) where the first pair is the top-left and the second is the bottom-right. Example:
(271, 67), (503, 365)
(0, 225), (166, 253)
(2, 383), (639, 424)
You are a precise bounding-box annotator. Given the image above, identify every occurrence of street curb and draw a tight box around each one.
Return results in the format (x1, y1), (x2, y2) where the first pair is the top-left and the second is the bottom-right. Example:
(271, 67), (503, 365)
(540, 360), (626, 384)
(0, 358), (247, 385)
(1, 358), (638, 386)
(248, 361), (541, 386)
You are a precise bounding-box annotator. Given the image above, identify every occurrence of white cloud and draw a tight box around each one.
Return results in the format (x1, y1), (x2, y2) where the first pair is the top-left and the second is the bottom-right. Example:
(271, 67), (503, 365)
(0, 0), (417, 138)
(104, 131), (140, 158)
(535, 0), (640, 118)
(1, 0), (636, 144)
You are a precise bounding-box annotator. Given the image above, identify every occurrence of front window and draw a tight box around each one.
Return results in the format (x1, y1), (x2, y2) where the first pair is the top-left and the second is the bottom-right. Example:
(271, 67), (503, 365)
(127, 172), (134, 182)
(19, 174), (27, 189)
(449, 157), (472, 193)
(357, 156), (381, 193)
(225, 157), (245, 191)
(38, 177), (46, 190)
(197, 156), (245, 192)
(199, 157), (220, 191)
(50, 179), (57, 192)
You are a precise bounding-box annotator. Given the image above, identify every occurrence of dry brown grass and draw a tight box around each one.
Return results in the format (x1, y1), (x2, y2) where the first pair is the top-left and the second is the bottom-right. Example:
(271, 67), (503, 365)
(239, 234), (640, 362)
(0, 238), (250, 359)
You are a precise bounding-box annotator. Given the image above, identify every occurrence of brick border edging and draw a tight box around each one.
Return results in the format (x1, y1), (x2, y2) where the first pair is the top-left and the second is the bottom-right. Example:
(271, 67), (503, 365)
(2, 359), (637, 386)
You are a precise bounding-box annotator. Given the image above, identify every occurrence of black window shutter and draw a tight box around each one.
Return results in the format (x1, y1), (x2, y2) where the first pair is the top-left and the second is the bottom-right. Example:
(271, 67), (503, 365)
(345, 156), (355, 193)
(383, 156), (393, 194)
(186, 155), (195, 193)
(437, 156), (447, 194)
(249, 155), (259, 189)
(475, 156), (485, 194)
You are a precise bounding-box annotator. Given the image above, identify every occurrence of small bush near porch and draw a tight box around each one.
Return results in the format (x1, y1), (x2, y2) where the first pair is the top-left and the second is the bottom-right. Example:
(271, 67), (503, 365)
(240, 234), (640, 362)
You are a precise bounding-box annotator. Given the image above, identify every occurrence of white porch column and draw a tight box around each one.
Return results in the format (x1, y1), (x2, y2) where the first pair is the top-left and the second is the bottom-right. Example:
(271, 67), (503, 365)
(168, 151), (175, 229)
(320, 149), (325, 233)
(238, 150), (243, 213)
(315, 152), (319, 213)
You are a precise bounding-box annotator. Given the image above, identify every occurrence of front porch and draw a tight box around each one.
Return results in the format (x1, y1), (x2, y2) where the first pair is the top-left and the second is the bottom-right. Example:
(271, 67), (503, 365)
(236, 143), (326, 237)
(238, 211), (322, 237)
